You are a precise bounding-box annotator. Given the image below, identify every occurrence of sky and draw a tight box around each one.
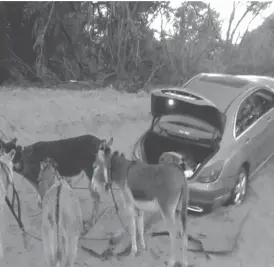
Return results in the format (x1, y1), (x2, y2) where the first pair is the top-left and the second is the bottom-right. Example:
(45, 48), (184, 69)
(151, 0), (274, 42)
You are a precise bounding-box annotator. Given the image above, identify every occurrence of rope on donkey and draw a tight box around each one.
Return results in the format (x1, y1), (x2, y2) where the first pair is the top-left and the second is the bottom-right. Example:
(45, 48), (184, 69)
(109, 184), (130, 236)
(5, 183), (24, 231)
(5, 184), (43, 242)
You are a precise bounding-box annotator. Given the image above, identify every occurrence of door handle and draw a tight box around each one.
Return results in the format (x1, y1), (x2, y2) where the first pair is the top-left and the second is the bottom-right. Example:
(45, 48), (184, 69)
(245, 138), (250, 144)
(267, 117), (272, 123)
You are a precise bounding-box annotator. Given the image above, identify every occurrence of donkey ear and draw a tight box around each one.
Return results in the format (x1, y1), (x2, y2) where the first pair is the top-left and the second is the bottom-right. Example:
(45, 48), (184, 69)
(99, 139), (107, 150)
(40, 161), (47, 170)
(179, 160), (186, 172)
(50, 158), (58, 168)
(106, 137), (113, 148)
(7, 149), (16, 161)
(0, 140), (6, 153)
(11, 138), (17, 145)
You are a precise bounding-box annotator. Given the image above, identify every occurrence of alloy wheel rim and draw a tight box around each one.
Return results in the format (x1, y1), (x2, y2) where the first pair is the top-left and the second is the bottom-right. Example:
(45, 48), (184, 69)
(234, 172), (247, 205)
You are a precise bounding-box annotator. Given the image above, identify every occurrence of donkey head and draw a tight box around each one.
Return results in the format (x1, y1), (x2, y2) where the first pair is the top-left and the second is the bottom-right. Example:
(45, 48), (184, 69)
(0, 138), (23, 170)
(92, 137), (114, 191)
(0, 138), (17, 152)
(38, 158), (59, 201)
(0, 148), (16, 168)
(39, 158), (58, 173)
(0, 149), (16, 192)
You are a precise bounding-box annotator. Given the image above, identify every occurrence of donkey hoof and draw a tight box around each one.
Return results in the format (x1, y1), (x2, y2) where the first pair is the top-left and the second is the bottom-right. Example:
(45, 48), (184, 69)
(130, 247), (138, 257)
(140, 244), (147, 252)
(165, 259), (176, 267)
(177, 231), (182, 238)
(130, 251), (138, 257)
(37, 199), (42, 208)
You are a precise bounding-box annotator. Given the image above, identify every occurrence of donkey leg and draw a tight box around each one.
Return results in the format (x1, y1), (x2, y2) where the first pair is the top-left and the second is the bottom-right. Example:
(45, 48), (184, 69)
(0, 207), (4, 259)
(37, 194), (42, 208)
(136, 209), (146, 251)
(181, 225), (188, 267)
(0, 235), (3, 260)
(180, 199), (188, 267)
(42, 229), (56, 267)
(65, 236), (79, 267)
(161, 209), (177, 267)
(128, 205), (138, 257)
(87, 179), (100, 224)
(85, 167), (100, 199)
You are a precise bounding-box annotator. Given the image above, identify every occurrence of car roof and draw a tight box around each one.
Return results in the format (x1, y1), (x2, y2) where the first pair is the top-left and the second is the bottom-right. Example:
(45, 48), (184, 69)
(179, 73), (270, 112)
(236, 75), (274, 88)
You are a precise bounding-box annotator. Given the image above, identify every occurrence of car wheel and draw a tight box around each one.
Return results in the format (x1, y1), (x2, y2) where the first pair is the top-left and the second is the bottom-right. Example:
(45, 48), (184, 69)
(228, 167), (248, 206)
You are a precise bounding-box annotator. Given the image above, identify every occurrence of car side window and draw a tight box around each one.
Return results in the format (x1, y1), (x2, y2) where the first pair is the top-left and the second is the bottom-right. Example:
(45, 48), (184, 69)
(235, 95), (259, 137)
(253, 88), (274, 118)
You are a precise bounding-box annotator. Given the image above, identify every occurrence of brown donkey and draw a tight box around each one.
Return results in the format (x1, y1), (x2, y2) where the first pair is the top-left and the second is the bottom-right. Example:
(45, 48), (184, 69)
(38, 158), (82, 267)
(92, 138), (189, 267)
(0, 148), (16, 259)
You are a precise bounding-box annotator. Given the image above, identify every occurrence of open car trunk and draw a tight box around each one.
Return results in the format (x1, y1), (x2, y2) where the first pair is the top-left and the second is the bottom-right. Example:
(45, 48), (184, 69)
(142, 88), (224, 178)
(144, 131), (217, 168)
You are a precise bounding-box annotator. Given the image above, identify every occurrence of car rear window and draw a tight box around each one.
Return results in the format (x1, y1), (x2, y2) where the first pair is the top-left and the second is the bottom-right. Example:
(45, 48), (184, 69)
(199, 75), (248, 88)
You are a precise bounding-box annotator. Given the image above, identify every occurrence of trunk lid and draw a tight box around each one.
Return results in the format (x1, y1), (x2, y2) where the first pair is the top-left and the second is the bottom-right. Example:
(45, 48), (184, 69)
(151, 89), (226, 142)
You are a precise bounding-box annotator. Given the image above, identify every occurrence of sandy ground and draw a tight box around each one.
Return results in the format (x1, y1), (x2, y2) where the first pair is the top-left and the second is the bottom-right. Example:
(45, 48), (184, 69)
(0, 87), (274, 267)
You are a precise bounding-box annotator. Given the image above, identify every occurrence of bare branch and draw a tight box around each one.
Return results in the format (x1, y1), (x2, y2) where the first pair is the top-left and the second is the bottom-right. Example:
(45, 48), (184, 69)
(226, 0), (236, 41)
(229, 3), (255, 43)
(35, 2), (55, 75)
(239, 8), (262, 47)
(143, 63), (165, 88)
(207, 3), (223, 45)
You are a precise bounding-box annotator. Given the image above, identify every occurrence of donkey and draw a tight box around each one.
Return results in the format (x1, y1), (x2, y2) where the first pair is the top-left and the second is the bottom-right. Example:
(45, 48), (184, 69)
(0, 135), (105, 223)
(38, 158), (82, 267)
(0, 147), (16, 259)
(92, 137), (189, 267)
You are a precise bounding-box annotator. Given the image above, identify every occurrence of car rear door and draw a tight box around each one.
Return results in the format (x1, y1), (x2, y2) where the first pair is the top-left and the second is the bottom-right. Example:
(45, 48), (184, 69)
(253, 88), (274, 162)
(234, 93), (269, 172)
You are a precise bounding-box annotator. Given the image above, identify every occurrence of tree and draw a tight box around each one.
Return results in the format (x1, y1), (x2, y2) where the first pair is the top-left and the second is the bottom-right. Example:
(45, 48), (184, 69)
(0, 1), (274, 88)
(225, 1), (271, 44)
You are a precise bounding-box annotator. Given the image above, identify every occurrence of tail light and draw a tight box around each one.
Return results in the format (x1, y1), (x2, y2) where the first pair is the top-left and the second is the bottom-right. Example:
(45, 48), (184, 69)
(196, 161), (224, 183)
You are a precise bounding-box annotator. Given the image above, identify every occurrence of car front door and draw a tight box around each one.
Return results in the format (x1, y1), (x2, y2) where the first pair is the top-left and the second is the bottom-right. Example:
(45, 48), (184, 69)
(235, 93), (269, 173)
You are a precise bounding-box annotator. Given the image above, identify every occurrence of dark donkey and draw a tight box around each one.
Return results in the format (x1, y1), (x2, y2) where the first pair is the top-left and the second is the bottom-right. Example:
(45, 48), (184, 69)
(92, 137), (189, 267)
(0, 135), (105, 220)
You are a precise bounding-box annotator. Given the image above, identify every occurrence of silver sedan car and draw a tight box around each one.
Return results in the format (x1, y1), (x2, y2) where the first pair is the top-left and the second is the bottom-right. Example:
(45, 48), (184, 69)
(132, 73), (274, 213)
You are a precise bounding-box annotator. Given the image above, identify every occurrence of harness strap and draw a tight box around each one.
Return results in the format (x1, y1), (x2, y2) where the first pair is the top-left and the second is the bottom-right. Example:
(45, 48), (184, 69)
(38, 163), (67, 202)
(0, 160), (13, 185)
(0, 160), (25, 232)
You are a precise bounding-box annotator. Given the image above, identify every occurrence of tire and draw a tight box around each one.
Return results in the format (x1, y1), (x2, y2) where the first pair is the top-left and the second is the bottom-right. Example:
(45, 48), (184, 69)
(227, 166), (248, 206)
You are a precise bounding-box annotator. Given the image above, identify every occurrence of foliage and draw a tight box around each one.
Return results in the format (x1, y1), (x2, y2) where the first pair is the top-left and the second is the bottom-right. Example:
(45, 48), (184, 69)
(0, 1), (273, 91)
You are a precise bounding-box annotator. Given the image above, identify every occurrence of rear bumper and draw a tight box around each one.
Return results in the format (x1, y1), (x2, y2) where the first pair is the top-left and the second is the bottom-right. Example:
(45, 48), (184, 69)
(187, 184), (231, 213)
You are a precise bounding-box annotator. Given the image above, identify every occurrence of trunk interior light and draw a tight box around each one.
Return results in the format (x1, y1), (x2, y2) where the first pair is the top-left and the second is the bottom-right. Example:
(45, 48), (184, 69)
(168, 99), (175, 106)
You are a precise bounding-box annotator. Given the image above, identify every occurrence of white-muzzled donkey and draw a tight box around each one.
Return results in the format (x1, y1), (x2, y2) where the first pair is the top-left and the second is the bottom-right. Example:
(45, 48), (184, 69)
(38, 158), (82, 267)
(92, 137), (189, 267)
(0, 148), (16, 259)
